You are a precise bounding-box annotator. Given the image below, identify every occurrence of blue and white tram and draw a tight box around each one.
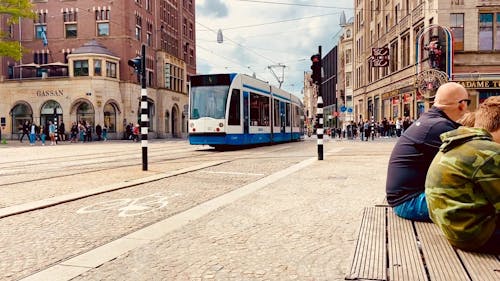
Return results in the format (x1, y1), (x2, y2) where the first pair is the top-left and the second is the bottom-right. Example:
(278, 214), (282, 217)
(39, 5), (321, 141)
(188, 73), (304, 148)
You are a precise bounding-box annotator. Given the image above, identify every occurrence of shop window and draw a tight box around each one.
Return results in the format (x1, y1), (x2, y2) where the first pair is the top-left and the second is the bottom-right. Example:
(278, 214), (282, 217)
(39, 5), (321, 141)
(11, 103), (33, 135)
(103, 103), (117, 132)
(76, 102), (95, 126)
(74, 60), (89, 76)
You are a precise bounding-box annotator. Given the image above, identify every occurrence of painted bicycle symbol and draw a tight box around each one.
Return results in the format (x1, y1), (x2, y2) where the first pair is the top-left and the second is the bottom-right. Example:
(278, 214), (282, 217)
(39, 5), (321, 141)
(76, 192), (181, 217)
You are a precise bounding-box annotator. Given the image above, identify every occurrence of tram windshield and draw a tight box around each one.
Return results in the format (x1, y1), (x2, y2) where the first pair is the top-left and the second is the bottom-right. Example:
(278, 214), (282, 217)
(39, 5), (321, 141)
(190, 85), (229, 119)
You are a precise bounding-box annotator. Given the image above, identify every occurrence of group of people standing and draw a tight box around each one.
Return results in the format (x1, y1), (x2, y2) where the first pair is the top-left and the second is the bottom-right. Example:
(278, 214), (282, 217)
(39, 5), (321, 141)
(19, 120), (57, 145)
(69, 121), (108, 143)
(327, 116), (414, 141)
(19, 120), (108, 145)
(386, 82), (499, 254)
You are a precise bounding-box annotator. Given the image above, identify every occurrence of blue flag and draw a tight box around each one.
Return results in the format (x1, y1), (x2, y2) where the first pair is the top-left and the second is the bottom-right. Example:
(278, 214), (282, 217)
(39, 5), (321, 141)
(41, 29), (48, 46)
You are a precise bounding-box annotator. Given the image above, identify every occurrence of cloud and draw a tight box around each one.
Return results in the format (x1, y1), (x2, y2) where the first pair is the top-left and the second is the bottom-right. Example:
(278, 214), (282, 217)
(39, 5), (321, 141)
(196, 0), (354, 96)
(197, 0), (229, 18)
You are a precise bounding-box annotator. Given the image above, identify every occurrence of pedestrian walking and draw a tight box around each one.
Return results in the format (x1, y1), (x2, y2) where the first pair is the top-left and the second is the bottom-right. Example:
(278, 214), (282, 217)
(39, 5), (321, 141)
(19, 120), (30, 142)
(48, 121), (56, 145)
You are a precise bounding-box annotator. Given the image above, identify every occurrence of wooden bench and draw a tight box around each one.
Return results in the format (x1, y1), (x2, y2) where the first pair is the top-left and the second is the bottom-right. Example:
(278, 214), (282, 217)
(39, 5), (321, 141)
(346, 207), (500, 281)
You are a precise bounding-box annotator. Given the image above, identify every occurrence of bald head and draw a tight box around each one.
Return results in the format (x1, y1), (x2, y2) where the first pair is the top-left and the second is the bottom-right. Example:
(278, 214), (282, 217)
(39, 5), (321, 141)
(434, 82), (468, 107)
(432, 82), (470, 122)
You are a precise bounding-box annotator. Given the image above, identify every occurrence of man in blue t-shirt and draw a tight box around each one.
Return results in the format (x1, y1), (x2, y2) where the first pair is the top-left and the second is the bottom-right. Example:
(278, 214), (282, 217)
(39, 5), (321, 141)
(386, 82), (470, 221)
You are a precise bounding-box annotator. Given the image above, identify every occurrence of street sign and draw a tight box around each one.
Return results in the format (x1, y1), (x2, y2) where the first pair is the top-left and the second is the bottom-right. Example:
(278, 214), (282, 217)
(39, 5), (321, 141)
(340, 106), (347, 112)
(347, 108), (353, 113)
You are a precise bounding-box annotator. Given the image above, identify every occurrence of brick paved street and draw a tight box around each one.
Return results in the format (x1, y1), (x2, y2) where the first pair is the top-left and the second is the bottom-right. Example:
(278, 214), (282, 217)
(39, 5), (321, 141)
(0, 137), (395, 281)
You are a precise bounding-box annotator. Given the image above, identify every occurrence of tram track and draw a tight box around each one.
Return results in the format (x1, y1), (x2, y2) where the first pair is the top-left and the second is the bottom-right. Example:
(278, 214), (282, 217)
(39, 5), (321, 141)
(0, 143), (301, 216)
(1, 143), (312, 281)
(8, 147), (314, 281)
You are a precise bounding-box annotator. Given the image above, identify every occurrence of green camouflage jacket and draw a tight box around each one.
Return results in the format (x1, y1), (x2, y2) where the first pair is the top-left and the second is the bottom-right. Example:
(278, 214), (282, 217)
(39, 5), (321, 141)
(425, 127), (500, 250)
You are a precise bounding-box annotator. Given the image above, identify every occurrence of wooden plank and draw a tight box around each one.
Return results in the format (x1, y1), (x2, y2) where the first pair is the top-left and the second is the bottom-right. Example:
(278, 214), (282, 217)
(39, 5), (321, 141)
(345, 207), (387, 280)
(387, 211), (428, 281)
(415, 222), (470, 281)
(456, 250), (500, 281)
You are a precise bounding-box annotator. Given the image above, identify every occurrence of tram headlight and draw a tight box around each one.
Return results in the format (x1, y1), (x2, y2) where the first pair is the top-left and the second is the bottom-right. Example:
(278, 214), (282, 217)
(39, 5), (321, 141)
(219, 123), (224, 127)
(189, 122), (195, 128)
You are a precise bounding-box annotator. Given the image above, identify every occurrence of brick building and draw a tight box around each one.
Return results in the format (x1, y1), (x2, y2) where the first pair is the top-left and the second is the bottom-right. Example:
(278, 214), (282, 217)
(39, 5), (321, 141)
(351, 0), (500, 123)
(0, 0), (196, 140)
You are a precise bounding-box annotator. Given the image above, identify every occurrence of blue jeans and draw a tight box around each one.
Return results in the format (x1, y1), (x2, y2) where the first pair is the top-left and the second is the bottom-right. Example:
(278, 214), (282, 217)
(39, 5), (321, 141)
(393, 192), (431, 221)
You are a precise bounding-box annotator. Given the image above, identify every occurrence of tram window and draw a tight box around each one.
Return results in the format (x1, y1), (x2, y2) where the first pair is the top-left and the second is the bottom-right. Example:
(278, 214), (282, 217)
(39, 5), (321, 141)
(249, 93), (270, 126)
(273, 99), (280, 126)
(286, 103), (291, 126)
(250, 93), (260, 125)
(261, 96), (270, 126)
(228, 89), (240, 125)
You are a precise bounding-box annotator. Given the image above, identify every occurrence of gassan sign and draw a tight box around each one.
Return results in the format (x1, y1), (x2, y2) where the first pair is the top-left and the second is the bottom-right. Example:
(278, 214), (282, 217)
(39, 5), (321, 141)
(456, 80), (500, 89)
(35, 89), (64, 97)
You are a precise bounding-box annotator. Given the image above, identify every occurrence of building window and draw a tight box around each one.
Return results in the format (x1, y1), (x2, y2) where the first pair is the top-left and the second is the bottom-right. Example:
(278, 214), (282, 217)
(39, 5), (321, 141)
(97, 23), (109, 36)
(35, 25), (46, 39)
(390, 41), (398, 73)
(63, 10), (77, 38)
(94, 60), (102, 76)
(401, 33), (410, 67)
(96, 8), (110, 37)
(106, 61), (117, 78)
(450, 13), (464, 51)
(74, 60), (89, 76)
(146, 22), (153, 46)
(65, 24), (77, 38)
(346, 72), (352, 87)
(135, 14), (142, 41)
(479, 13), (494, 50)
(345, 49), (352, 64)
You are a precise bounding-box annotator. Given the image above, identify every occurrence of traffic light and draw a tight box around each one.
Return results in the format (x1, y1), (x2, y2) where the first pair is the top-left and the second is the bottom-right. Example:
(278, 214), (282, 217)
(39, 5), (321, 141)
(310, 54), (321, 84)
(128, 56), (142, 74)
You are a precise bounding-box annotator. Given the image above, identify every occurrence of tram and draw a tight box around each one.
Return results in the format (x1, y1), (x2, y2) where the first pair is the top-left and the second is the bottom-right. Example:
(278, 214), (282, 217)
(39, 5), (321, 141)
(188, 73), (304, 149)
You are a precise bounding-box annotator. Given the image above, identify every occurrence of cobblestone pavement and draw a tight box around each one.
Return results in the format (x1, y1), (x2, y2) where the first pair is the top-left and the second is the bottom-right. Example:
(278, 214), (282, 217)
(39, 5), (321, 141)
(71, 141), (393, 281)
(1, 138), (395, 281)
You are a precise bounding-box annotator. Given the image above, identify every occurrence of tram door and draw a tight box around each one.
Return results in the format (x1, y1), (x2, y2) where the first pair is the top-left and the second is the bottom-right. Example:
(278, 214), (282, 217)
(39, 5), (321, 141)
(280, 101), (286, 133)
(243, 92), (249, 134)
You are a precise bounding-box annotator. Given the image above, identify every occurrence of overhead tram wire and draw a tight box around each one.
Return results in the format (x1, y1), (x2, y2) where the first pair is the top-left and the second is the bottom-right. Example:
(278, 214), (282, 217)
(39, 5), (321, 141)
(197, 12), (341, 32)
(236, 0), (482, 12)
(196, 21), (278, 65)
(196, 45), (266, 79)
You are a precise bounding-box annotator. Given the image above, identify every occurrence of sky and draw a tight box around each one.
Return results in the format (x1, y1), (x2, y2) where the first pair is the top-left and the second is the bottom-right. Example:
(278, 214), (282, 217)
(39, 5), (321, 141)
(195, 0), (354, 98)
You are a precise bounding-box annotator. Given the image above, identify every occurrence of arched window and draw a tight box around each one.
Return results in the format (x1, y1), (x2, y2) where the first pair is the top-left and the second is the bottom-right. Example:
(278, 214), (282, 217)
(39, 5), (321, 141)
(11, 103), (32, 134)
(164, 110), (170, 133)
(104, 103), (117, 132)
(40, 100), (63, 129)
(76, 102), (95, 126)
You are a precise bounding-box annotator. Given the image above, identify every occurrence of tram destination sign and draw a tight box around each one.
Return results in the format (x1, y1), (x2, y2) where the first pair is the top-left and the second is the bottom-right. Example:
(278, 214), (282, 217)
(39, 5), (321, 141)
(456, 80), (500, 89)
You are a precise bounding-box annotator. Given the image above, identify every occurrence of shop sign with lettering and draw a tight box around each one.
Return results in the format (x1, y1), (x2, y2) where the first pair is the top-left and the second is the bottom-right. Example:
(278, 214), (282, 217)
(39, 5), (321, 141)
(36, 90), (64, 97)
(456, 80), (500, 89)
